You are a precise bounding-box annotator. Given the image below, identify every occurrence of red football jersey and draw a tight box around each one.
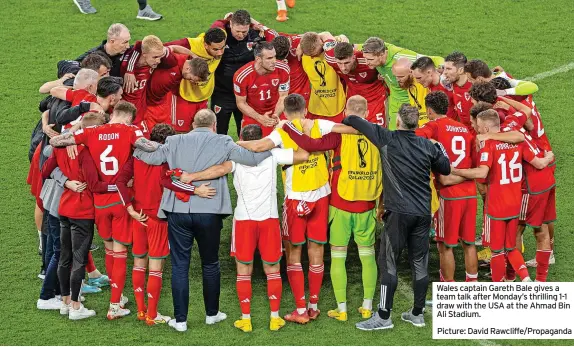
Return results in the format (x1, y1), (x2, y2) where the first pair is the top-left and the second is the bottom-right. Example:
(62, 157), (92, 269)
(146, 54), (187, 105)
(74, 123), (143, 206)
(479, 140), (535, 219)
(521, 131), (555, 194)
(429, 82), (457, 120)
(324, 49), (387, 104)
(63, 89), (98, 129)
(65, 89), (97, 106)
(452, 80), (473, 128)
(280, 33), (310, 99)
(133, 159), (167, 218)
(518, 95), (552, 151)
(53, 147), (95, 219)
(501, 110), (527, 131)
(416, 117), (476, 199)
(121, 42), (178, 124)
(233, 61), (290, 116)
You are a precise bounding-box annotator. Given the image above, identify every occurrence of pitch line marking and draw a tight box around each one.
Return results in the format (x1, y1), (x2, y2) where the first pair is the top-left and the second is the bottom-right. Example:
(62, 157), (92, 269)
(525, 62), (574, 81)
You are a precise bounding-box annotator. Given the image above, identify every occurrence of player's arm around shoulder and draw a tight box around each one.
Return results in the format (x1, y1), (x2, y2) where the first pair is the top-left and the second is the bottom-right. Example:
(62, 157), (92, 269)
(236, 130), (280, 152)
(133, 136), (172, 165)
(227, 136), (273, 166)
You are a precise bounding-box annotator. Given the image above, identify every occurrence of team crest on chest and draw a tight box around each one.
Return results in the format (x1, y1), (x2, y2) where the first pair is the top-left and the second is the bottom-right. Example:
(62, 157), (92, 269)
(247, 42), (254, 51)
(359, 72), (367, 78)
(465, 92), (471, 101)
(214, 105), (222, 114)
(272, 79), (279, 86)
(177, 120), (184, 127)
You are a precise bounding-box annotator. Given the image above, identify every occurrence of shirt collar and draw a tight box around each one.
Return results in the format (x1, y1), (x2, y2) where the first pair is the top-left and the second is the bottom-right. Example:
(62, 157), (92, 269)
(192, 127), (213, 133)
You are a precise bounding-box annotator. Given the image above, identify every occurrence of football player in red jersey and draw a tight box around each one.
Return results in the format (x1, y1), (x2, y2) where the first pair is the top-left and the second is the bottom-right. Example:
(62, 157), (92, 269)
(442, 52), (474, 130)
(482, 128), (555, 282)
(233, 42), (290, 137)
(272, 34), (311, 104)
(143, 56), (210, 133)
(49, 100), (161, 320)
(490, 78), (557, 267)
(41, 113), (116, 320)
(411, 57), (457, 120)
(451, 110), (553, 282)
(415, 91), (477, 282)
(324, 41), (388, 127)
(120, 35), (178, 125)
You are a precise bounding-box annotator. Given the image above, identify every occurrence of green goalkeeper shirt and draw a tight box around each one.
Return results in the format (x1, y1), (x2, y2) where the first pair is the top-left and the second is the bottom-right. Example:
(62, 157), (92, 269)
(375, 43), (444, 129)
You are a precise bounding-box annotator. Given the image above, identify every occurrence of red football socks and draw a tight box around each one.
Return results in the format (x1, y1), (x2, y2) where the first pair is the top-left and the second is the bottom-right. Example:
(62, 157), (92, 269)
(86, 252), (96, 273)
(535, 249), (552, 282)
(506, 249), (529, 280)
(490, 252), (506, 282)
(146, 271), (163, 319)
(236, 274), (252, 315)
(308, 264), (324, 304)
(132, 266), (147, 312)
(266, 272), (282, 312)
(104, 248), (114, 282)
(287, 263), (306, 309)
(110, 250), (127, 303)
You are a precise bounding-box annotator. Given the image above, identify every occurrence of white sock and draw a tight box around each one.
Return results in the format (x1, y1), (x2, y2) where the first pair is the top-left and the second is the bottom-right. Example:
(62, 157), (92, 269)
(308, 303), (317, 310)
(296, 308), (306, 314)
(270, 311), (279, 318)
(242, 313), (251, 319)
(338, 302), (347, 312)
(276, 0), (287, 11)
(362, 299), (373, 311)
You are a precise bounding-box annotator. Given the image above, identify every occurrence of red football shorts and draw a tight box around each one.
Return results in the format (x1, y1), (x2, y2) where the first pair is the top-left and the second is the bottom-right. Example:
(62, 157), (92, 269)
(143, 98), (172, 132)
(132, 216), (169, 259)
(482, 216), (518, 252)
(282, 196), (329, 245)
(306, 110), (345, 124)
(519, 187), (557, 228)
(95, 204), (132, 245)
(240, 116), (275, 138)
(435, 197), (477, 247)
(364, 98), (387, 128)
(231, 218), (282, 264)
(172, 96), (208, 133)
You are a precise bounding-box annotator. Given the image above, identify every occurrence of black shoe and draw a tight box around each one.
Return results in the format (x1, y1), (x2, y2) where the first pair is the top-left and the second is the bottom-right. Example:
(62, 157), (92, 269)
(89, 244), (99, 251)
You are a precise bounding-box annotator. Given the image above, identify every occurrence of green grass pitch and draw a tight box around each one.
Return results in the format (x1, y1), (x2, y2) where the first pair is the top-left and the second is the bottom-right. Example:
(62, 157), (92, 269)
(0, 0), (573, 345)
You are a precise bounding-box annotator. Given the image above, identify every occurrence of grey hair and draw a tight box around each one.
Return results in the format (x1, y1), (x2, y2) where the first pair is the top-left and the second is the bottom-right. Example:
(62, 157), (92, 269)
(193, 109), (217, 128)
(362, 37), (387, 55)
(397, 104), (420, 130)
(73, 68), (99, 90)
(107, 23), (129, 40)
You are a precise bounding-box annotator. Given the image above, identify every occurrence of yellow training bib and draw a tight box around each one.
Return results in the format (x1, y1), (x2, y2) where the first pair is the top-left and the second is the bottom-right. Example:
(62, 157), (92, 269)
(407, 80), (430, 126)
(179, 32), (224, 102)
(278, 119), (329, 192)
(335, 134), (382, 201)
(302, 53), (346, 117)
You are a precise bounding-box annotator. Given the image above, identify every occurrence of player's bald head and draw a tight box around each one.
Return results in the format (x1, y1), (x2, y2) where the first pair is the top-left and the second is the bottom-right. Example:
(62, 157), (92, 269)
(392, 58), (412, 76)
